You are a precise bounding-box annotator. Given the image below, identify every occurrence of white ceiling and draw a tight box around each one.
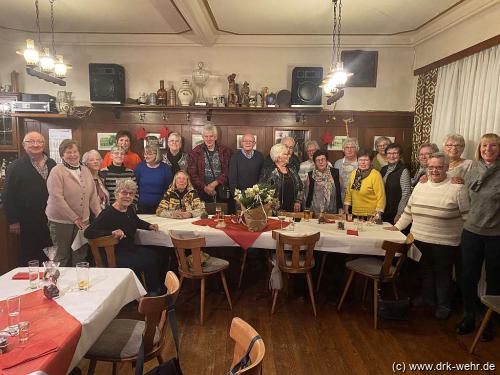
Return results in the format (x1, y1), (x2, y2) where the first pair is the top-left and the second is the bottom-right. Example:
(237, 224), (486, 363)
(0, 0), (463, 37)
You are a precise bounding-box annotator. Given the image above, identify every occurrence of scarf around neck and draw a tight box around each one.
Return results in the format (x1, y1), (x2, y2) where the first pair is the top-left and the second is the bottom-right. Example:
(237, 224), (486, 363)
(351, 167), (372, 191)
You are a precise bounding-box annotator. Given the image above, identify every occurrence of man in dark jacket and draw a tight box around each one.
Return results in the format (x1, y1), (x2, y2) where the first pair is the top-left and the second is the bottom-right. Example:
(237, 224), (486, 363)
(229, 133), (263, 192)
(3, 131), (56, 264)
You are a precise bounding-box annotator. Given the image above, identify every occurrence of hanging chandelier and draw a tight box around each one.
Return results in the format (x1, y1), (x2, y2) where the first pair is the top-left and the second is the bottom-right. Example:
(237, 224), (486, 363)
(16, 0), (70, 86)
(322, 0), (352, 105)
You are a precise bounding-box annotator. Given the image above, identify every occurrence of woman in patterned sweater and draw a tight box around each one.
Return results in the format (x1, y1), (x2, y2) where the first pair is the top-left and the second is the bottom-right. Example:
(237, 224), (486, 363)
(156, 170), (205, 219)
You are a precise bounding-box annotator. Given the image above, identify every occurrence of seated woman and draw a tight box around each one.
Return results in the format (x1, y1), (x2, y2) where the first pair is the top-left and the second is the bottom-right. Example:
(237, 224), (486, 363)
(304, 150), (342, 214)
(156, 170), (205, 219)
(344, 149), (386, 219)
(84, 179), (164, 295)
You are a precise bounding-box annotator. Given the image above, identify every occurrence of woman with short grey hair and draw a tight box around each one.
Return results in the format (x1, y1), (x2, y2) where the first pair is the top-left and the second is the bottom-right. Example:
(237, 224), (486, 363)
(162, 132), (188, 174)
(135, 143), (173, 214)
(82, 149), (110, 209)
(443, 133), (472, 178)
(372, 136), (392, 171)
(299, 140), (324, 184)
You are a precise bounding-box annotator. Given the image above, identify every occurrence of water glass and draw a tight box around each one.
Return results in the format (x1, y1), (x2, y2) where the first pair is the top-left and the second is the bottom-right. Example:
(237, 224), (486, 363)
(28, 260), (39, 289)
(76, 262), (90, 291)
(277, 214), (286, 229)
(6, 295), (20, 335)
(18, 321), (30, 344)
(303, 209), (311, 222)
(215, 205), (222, 221)
(287, 217), (295, 231)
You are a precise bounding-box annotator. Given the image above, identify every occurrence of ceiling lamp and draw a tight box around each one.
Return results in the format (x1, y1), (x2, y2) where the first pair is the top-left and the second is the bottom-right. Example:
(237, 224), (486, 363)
(322, 0), (352, 105)
(16, 0), (70, 86)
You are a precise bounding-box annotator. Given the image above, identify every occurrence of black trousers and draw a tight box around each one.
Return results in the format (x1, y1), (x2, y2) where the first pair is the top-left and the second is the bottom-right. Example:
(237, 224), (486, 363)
(414, 240), (458, 308)
(461, 229), (500, 317)
(18, 213), (52, 265)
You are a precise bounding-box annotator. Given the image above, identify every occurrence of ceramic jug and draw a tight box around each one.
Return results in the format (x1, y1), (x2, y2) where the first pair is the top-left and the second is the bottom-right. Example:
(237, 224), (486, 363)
(177, 80), (194, 106)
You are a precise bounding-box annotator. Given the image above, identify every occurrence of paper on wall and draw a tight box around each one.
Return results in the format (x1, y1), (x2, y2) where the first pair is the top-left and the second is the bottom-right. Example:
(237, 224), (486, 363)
(48, 128), (72, 164)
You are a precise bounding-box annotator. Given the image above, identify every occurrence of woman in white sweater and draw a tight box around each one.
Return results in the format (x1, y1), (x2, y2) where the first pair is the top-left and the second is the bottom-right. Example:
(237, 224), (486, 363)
(387, 152), (469, 320)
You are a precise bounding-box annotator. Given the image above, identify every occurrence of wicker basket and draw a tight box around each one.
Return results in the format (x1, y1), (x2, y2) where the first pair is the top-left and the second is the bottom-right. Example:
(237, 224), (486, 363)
(240, 202), (272, 232)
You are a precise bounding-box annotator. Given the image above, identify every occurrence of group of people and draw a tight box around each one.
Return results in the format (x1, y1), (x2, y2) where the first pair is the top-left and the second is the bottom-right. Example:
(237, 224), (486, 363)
(3, 126), (499, 340)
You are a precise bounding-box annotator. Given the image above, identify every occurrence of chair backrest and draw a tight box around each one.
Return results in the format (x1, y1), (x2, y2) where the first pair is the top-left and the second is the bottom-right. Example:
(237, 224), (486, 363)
(278, 211), (315, 219)
(87, 235), (119, 268)
(380, 233), (414, 280)
(138, 271), (180, 355)
(169, 231), (207, 276)
(205, 202), (228, 215)
(271, 231), (320, 271)
(230, 317), (265, 375)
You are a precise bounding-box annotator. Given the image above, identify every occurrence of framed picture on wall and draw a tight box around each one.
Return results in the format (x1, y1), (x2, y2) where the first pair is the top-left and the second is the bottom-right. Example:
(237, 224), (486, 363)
(143, 133), (167, 149)
(97, 133), (116, 151)
(373, 136), (395, 151)
(192, 134), (204, 149)
(328, 135), (348, 151)
(274, 129), (310, 161)
(236, 134), (257, 150)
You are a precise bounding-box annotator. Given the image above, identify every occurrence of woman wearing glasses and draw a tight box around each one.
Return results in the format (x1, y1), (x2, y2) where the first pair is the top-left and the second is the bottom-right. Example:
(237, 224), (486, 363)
(443, 134), (473, 179)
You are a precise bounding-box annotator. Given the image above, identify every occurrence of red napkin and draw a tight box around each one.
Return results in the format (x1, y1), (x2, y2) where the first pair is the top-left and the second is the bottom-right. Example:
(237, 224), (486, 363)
(12, 272), (45, 280)
(346, 229), (359, 236)
(0, 339), (59, 369)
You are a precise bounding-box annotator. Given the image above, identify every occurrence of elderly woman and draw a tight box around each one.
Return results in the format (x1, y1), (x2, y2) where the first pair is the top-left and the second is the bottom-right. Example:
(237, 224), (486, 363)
(372, 136), (392, 171)
(82, 149), (110, 210)
(304, 150), (342, 214)
(46, 139), (101, 266)
(84, 179), (164, 295)
(334, 137), (359, 202)
(156, 170), (205, 218)
(188, 124), (232, 203)
(298, 140), (320, 184)
(411, 142), (439, 187)
(443, 133), (473, 178)
(389, 152), (469, 320)
(99, 145), (137, 205)
(344, 149), (385, 218)
(380, 143), (411, 224)
(162, 132), (188, 175)
(259, 143), (303, 212)
(456, 133), (500, 341)
(135, 144), (173, 214)
(101, 130), (141, 170)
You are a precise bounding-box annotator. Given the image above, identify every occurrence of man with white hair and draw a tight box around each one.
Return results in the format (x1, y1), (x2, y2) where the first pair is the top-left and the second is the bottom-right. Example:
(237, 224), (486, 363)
(334, 137), (359, 202)
(188, 124), (232, 203)
(262, 136), (300, 172)
(229, 133), (263, 192)
(3, 131), (57, 264)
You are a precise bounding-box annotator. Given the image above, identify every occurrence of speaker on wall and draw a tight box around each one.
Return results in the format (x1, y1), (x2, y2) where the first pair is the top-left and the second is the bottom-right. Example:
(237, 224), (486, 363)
(291, 67), (323, 107)
(341, 50), (378, 87)
(89, 63), (125, 104)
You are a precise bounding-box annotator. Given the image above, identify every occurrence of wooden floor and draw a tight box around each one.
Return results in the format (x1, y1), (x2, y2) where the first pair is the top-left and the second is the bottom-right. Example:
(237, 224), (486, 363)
(78, 250), (500, 375)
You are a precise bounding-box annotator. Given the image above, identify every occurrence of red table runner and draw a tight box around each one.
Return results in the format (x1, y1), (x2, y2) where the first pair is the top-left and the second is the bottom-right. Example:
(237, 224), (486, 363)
(0, 290), (82, 375)
(192, 217), (288, 250)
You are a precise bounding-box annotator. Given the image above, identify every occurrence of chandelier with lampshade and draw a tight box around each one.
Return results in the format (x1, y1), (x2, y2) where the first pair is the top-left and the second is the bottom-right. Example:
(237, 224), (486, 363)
(16, 0), (70, 86)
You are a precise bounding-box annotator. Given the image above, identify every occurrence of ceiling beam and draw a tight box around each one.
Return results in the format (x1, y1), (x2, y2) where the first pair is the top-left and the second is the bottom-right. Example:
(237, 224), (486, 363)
(172, 0), (217, 46)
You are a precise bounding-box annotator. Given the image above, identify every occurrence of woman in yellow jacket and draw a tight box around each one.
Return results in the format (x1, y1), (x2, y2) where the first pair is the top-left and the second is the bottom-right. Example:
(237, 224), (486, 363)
(344, 148), (386, 219)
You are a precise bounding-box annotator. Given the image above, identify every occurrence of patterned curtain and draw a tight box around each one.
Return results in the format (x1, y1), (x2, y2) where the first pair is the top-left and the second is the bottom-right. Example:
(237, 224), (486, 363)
(411, 69), (438, 172)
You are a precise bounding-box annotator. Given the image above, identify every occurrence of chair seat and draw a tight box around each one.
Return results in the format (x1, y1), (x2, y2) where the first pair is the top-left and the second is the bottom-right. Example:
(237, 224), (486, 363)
(189, 256), (229, 273)
(87, 319), (160, 359)
(346, 257), (395, 277)
(272, 253), (315, 268)
(480, 295), (500, 312)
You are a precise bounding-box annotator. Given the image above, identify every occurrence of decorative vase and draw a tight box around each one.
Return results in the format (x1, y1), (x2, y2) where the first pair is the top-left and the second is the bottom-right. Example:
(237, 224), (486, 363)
(138, 92), (147, 104)
(156, 80), (167, 105)
(240, 202), (271, 232)
(177, 80), (194, 106)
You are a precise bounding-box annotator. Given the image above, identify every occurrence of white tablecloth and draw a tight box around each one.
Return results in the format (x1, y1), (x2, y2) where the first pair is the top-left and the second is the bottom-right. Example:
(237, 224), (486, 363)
(0, 267), (147, 373)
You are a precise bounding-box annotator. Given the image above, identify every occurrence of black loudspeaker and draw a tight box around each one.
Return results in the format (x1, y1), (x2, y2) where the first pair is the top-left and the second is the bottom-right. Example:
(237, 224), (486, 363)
(291, 67), (323, 107)
(89, 63), (125, 104)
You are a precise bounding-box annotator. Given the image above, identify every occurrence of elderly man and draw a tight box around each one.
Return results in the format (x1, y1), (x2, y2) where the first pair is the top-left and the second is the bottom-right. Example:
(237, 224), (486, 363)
(229, 133), (263, 192)
(333, 137), (359, 202)
(411, 142), (439, 187)
(298, 140), (328, 184)
(3, 131), (57, 265)
(101, 130), (141, 170)
(388, 152), (469, 320)
(188, 124), (232, 203)
(263, 136), (300, 173)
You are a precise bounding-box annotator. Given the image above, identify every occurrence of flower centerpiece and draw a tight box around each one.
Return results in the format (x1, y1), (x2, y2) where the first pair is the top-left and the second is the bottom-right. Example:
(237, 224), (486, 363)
(234, 184), (276, 232)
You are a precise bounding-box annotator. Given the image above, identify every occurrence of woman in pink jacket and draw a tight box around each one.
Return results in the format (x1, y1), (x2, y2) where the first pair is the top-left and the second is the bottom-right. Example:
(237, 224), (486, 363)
(46, 139), (101, 266)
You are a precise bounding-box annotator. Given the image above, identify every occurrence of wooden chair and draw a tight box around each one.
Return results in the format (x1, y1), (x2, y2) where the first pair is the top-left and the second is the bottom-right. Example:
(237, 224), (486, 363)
(271, 231), (320, 316)
(169, 231), (232, 325)
(85, 271), (180, 375)
(88, 235), (119, 267)
(469, 295), (500, 353)
(229, 317), (266, 375)
(277, 210), (315, 219)
(337, 233), (414, 329)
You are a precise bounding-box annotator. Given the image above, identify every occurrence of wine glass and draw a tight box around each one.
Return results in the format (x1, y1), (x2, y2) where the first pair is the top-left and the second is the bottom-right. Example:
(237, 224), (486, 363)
(277, 214), (286, 229)
(43, 246), (57, 261)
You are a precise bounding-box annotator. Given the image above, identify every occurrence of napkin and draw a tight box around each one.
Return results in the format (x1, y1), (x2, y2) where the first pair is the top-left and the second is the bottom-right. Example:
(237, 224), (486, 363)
(12, 272), (45, 280)
(0, 339), (59, 369)
(346, 229), (359, 236)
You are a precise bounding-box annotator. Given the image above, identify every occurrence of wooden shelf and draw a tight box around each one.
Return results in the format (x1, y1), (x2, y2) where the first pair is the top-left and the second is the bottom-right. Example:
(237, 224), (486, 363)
(10, 113), (68, 119)
(94, 104), (324, 113)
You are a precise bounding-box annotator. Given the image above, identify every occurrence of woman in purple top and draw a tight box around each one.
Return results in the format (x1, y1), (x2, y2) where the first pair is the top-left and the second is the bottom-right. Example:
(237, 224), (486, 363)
(134, 144), (173, 214)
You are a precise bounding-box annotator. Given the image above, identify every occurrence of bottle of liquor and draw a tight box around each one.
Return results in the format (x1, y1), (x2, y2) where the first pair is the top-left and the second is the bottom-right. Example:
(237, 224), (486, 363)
(156, 80), (167, 105)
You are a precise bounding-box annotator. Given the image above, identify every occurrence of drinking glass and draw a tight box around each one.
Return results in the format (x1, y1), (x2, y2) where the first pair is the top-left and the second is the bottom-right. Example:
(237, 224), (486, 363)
(18, 321), (29, 344)
(28, 260), (39, 289)
(76, 262), (90, 291)
(303, 208), (311, 222)
(215, 205), (222, 221)
(277, 214), (286, 229)
(287, 217), (295, 231)
(6, 295), (20, 335)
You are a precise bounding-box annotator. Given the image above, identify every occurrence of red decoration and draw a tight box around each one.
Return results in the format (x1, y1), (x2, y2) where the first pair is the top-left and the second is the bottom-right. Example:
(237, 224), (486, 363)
(135, 127), (147, 140)
(320, 133), (334, 145)
(159, 127), (170, 139)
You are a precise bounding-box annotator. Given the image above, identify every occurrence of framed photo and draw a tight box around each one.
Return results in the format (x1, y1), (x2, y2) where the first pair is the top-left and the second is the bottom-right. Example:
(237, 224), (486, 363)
(328, 135), (347, 151)
(236, 134), (257, 150)
(97, 133), (116, 151)
(373, 136), (395, 151)
(274, 129), (310, 160)
(191, 134), (204, 149)
(143, 133), (167, 149)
